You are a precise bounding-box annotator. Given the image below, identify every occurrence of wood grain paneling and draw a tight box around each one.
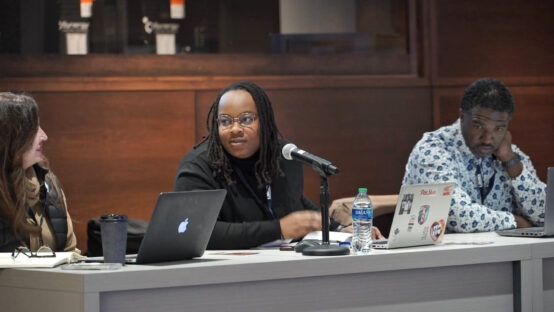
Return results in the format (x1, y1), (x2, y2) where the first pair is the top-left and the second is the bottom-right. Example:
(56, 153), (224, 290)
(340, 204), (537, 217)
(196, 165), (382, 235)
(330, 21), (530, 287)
(430, 0), (554, 84)
(0, 53), (413, 77)
(0, 75), (428, 92)
(33, 91), (195, 251)
(272, 87), (433, 201)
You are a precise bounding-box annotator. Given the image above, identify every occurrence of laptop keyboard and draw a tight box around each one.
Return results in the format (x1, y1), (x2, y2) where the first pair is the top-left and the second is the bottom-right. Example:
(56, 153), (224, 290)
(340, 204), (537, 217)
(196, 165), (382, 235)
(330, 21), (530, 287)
(513, 227), (545, 236)
(525, 227), (545, 233)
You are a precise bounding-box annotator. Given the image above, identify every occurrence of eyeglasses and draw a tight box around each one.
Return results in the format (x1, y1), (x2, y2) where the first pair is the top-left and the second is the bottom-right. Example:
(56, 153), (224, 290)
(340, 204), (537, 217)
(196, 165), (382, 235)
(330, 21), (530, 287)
(217, 112), (257, 129)
(11, 246), (56, 259)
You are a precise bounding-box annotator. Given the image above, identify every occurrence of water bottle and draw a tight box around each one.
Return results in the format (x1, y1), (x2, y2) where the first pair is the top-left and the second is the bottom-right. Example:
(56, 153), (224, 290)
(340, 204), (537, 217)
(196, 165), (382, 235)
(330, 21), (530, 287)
(351, 188), (373, 255)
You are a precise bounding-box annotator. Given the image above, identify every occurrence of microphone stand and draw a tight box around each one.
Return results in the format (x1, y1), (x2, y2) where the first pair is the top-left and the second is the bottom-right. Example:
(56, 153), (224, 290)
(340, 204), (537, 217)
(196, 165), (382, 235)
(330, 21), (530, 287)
(302, 171), (350, 256)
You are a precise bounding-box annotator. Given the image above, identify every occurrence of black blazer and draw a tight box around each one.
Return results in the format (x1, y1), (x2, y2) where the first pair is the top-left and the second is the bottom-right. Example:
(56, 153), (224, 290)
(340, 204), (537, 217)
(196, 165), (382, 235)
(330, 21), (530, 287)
(174, 142), (321, 249)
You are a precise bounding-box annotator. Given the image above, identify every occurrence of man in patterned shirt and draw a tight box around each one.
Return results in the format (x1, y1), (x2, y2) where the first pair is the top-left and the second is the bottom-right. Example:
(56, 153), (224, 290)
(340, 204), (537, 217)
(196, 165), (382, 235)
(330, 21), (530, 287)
(403, 78), (546, 232)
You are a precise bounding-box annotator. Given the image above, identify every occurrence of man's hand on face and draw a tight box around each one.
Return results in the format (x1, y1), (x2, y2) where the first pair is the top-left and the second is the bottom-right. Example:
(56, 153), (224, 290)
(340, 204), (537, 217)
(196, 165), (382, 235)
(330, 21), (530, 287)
(494, 130), (523, 178)
(494, 130), (515, 162)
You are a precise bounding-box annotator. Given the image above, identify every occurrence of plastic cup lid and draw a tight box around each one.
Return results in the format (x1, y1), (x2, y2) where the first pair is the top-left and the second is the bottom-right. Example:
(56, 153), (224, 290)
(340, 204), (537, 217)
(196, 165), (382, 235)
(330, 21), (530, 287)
(100, 214), (128, 222)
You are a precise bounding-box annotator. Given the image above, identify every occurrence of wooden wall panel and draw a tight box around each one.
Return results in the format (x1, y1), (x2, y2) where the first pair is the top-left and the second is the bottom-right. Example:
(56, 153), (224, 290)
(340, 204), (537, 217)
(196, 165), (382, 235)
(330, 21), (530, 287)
(433, 86), (554, 181)
(271, 87), (433, 201)
(0, 54), (413, 77)
(33, 91), (195, 251)
(430, 0), (554, 83)
(195, 86), (433, 203)
(195, 90), (219, 141)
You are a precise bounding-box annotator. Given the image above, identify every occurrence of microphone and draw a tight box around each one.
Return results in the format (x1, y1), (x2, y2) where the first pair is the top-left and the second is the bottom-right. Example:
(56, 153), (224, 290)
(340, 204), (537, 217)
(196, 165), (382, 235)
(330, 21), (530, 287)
(282, 143), (339, 176)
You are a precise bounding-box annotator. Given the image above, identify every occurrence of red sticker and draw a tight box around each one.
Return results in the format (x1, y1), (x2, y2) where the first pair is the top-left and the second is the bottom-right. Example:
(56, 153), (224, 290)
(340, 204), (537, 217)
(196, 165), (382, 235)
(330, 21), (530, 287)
(418, 205), (430, 225)
(443, 184), (453, 196)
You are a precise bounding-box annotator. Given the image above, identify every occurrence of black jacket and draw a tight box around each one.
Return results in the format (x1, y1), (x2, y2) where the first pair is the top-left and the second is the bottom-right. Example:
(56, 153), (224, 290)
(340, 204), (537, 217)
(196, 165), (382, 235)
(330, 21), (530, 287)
(174, 142), (322, 249)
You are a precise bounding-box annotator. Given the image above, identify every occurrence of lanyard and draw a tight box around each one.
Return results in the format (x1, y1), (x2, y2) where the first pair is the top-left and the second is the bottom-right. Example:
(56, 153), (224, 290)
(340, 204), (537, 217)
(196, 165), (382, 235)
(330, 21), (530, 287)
(234, 166), (274, 218)
(476, 164), (495, 204)
(27, 181), (49, 247)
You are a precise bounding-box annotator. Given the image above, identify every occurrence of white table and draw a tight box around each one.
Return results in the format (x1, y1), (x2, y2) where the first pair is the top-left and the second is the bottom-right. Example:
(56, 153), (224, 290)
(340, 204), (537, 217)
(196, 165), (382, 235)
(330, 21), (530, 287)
(1, 232), (553, 312)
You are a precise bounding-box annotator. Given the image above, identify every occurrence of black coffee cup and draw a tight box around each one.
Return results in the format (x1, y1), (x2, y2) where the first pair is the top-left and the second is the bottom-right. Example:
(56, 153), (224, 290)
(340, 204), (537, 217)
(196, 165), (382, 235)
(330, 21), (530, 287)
(99, 214), (128, 264)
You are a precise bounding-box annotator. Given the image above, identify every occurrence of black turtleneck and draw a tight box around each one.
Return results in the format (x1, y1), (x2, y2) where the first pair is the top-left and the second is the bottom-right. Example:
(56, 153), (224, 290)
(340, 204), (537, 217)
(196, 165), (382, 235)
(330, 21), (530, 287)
(228, 151), (267, 207)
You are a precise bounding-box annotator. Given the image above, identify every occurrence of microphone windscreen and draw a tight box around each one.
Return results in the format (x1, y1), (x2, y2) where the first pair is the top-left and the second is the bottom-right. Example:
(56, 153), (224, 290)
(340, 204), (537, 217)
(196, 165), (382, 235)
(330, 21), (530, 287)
(282, 143), (297, 160)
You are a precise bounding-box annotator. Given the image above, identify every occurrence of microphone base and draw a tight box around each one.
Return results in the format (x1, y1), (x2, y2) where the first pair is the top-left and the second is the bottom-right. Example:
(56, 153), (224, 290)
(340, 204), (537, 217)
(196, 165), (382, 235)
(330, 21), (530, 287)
(302, 244), (350, 256)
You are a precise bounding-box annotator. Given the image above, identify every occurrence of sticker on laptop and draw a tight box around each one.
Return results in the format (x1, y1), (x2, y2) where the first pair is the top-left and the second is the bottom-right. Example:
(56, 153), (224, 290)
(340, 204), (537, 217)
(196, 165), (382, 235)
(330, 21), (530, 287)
(420, 188), (437, 196)
(430, 219), (445, 241)
(407, 215), (416, 232)
(418, 205), (430, 225)
(442, 184), (453, 196)
(399, 193), (414, 215)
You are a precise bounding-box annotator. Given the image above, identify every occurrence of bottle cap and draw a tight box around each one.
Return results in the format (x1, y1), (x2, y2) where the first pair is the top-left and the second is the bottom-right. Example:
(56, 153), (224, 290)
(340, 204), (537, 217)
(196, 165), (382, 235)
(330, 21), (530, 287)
(358, 188), (367, 193)
(339, 241), (351, 247)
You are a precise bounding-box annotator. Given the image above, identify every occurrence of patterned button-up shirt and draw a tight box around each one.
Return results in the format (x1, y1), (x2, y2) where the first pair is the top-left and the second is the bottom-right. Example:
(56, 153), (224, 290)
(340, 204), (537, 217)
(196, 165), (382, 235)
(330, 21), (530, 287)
(403, 119), (546, 232)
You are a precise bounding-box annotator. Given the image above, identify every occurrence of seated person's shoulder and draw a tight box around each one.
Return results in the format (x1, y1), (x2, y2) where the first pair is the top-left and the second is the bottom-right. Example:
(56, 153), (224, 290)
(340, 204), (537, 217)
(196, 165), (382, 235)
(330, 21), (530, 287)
(414, 130), (451, 153)
(182, 142), (209, 160)
(177, 143), (213, 174)
(417, 122), (464, 152)
(183, 142), (216, 164)
(175, 142), (220, 190)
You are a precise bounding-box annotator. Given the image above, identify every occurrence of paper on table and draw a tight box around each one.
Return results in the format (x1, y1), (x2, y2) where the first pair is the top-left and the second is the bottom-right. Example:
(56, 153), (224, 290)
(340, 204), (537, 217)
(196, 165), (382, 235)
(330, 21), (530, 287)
(256, 231), (351, 249)
(303, 231), (352, 242)
(0, 252), (74, 268)
(257, 239), (293, 249)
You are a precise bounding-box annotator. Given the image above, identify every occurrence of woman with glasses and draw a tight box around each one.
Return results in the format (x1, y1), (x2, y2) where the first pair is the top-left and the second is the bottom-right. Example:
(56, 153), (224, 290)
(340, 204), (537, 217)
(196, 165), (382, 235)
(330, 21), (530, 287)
(0, 93), (77, 253)
(175, 81), (382, 249)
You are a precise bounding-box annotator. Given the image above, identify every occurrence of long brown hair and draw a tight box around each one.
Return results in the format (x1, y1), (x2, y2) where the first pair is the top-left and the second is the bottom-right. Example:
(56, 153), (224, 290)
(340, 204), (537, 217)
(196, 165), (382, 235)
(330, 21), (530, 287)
(0, 92), (41, 238)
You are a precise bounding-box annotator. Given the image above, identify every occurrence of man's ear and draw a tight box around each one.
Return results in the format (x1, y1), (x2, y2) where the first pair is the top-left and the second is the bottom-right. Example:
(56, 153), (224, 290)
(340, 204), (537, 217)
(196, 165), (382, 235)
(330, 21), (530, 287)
(459, 108), (464, 122)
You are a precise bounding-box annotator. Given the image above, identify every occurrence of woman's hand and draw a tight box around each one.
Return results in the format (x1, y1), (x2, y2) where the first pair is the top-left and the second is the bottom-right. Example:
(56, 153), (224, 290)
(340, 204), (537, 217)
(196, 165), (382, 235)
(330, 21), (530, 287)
(280, 211), (322, 240)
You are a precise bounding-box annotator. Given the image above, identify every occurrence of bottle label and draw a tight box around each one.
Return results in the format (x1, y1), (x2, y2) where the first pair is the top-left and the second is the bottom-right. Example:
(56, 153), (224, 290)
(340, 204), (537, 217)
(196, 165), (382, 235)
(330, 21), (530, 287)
(352, 208), (373, 220)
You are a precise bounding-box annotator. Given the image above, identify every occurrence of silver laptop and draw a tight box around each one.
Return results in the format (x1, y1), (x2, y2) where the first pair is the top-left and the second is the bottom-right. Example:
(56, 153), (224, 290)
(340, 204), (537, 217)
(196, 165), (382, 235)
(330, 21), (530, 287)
(496, 167), (553, 237)
(129, 189), (226, 264)
(372, 182), (455, 249)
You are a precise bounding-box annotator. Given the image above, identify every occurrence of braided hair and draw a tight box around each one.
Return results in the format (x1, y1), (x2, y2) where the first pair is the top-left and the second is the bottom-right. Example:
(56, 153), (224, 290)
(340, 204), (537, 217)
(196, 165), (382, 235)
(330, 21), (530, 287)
(204, 81), (282, 187)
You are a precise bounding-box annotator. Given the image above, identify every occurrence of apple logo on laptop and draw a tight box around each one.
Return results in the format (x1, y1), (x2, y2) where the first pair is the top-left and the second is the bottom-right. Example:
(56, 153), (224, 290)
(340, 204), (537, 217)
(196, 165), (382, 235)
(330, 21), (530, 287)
(178, 218), (189, 234)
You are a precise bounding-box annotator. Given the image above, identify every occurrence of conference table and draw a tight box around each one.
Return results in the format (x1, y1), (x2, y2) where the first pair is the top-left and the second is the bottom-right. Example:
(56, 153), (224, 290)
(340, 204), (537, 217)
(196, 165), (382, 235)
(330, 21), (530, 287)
(1, 232), (552, 312)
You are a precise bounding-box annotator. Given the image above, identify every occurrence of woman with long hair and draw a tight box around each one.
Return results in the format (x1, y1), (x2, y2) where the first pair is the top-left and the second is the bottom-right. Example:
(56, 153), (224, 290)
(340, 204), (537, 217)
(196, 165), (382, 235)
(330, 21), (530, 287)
(174, 81), (382, 249)
(0, 92), (77, 252)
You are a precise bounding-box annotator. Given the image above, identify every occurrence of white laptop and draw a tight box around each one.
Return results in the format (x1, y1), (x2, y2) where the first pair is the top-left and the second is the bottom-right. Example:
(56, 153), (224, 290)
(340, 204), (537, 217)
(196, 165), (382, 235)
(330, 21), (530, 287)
(496, 167), (553, 237)
(372, 182), (455, 249)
